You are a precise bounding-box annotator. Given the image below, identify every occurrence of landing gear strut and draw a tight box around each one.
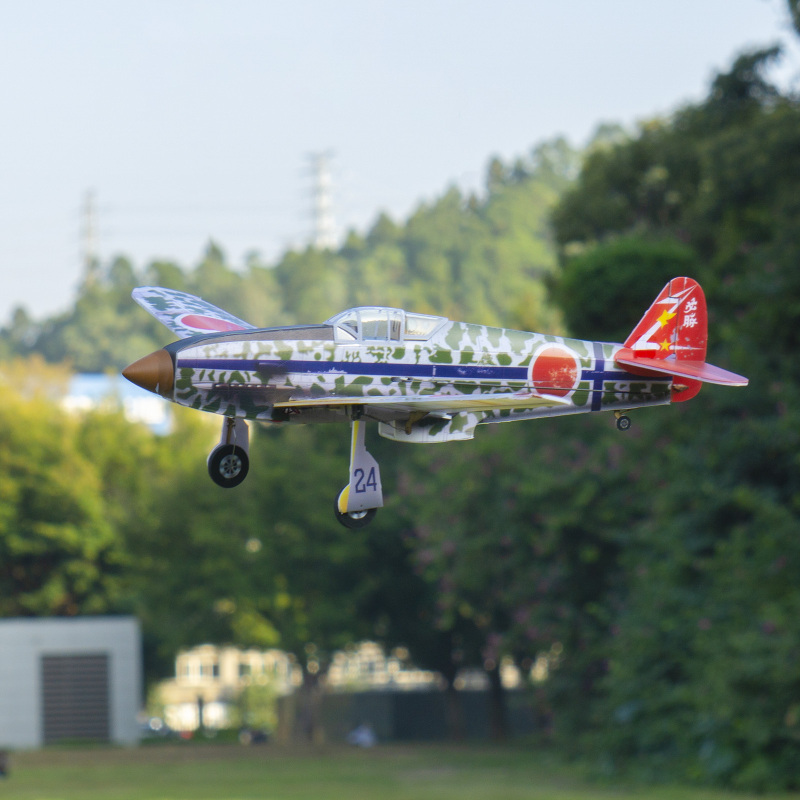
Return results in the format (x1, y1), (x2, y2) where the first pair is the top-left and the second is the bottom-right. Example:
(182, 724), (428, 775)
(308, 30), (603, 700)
(208, 417), (250, 488)
(335, 418), (383, 528)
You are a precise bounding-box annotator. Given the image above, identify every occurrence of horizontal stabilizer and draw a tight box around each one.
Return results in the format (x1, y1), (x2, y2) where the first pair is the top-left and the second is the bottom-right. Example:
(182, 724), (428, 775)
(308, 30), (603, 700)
(615, 348), (748, 386)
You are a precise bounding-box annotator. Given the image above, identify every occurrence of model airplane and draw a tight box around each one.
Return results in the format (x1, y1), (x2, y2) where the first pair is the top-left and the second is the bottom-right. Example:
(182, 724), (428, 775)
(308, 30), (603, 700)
(123, 277), (747, 528)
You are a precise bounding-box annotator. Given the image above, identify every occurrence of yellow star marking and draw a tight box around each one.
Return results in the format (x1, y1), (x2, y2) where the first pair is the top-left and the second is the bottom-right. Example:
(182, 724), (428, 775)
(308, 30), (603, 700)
(657, 310), (676, 328)
(659, 339), (672, 351)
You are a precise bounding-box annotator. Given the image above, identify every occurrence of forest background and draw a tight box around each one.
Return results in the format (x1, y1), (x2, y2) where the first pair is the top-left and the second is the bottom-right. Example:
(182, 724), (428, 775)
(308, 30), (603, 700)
(1, 24), (800, 793)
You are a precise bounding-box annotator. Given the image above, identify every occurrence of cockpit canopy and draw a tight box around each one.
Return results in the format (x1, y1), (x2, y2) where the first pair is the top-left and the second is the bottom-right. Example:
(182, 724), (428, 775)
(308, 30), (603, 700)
(325, 307), (447, 342)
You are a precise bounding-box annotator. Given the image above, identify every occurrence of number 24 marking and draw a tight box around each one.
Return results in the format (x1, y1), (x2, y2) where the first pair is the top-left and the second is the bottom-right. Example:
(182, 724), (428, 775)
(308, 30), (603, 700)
(354, 467), (378, 493)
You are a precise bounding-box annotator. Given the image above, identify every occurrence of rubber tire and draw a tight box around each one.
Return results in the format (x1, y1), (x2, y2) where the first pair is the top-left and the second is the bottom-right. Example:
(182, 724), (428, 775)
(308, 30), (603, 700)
(208, 444), (249, 488)
(616, 415), (632, 431)
(334, 496), (377, 529)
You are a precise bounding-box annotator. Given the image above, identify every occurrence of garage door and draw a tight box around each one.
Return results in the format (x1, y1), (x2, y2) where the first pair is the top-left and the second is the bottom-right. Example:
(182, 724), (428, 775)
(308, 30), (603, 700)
(41, 654), (110, 744)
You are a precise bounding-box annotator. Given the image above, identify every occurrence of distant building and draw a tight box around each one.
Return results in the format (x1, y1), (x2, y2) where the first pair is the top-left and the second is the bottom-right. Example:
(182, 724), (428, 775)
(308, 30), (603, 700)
(63, 373), (171, 433)
(327, 642), (441, 692)
(0, 617), (142, 749)
(157, 641), (448, 732)
(157, 645), (301, 731)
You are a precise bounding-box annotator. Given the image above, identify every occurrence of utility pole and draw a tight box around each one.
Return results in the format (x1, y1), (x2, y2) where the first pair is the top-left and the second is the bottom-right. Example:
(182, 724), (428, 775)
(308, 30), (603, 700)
(81, 189), (100, 286)
(308, 152), (336, 250)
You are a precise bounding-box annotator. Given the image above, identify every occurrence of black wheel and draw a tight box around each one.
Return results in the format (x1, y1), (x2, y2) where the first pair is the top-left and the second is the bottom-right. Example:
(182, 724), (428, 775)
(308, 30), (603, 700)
(208, 445), (249, 488)
(334, 492), (377, 529)
(616, 415), (632, 431)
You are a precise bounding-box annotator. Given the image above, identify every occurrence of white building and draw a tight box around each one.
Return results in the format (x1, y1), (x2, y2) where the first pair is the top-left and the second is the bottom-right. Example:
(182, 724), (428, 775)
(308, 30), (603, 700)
(158, 645), (301, 731)
(64, 374), (171, 433)
(326, 642), (441, 691)
(0, 617), (142, 749)
(155, 641), (531, 733)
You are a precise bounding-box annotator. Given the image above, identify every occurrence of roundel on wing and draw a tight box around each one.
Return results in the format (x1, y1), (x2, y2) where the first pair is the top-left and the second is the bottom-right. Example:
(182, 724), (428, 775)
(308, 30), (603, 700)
(178, 314), (246, 333)
(530, 344), (580, 397)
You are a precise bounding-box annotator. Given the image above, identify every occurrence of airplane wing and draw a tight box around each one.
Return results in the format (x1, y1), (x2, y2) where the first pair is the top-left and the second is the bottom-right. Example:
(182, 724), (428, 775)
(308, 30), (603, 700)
(273, 390), (572, 414)
(132, 287), (257, 339)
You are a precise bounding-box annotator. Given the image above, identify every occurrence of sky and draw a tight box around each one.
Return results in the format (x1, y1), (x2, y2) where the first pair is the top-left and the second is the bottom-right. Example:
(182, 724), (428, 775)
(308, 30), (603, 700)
(1, 0), (799, 322)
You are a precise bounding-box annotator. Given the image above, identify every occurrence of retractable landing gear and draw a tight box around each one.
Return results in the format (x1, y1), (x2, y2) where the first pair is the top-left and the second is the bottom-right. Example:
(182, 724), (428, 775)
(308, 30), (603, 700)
(614, 411), (632, 431)
(335, 419), (383, 529)
(208, 418), (250, 488)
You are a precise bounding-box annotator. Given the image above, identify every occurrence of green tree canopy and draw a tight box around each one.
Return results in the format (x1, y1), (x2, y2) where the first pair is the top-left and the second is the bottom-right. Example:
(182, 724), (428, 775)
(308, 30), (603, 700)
(548, 44), (800, 789)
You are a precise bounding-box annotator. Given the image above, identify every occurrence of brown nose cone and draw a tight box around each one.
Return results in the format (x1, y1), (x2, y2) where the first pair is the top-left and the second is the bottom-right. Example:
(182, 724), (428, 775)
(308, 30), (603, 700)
(122, 349), (175, 398)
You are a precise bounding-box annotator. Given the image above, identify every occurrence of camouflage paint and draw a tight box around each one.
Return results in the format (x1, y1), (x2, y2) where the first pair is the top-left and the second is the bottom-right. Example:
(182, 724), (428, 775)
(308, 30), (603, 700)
(163, 322), (670, 442)
(127, 288), (673, 444)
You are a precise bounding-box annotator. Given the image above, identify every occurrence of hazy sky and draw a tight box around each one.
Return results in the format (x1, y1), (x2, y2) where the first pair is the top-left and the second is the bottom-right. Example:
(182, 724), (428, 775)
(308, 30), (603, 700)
(2, 0), (798, 321)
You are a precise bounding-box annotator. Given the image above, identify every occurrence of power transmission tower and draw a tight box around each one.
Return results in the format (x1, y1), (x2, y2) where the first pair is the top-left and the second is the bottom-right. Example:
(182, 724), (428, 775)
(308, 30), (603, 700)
(81, 189), (100, 286)
(308, 152), (336, 249)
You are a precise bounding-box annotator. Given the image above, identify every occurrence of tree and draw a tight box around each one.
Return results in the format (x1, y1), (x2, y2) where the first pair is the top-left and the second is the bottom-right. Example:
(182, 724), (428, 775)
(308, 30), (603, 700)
(0, 386), (137, 617)
(789, 0), (800, 38)
(552, 234), (699, 343)
(549, 46), (800, 788)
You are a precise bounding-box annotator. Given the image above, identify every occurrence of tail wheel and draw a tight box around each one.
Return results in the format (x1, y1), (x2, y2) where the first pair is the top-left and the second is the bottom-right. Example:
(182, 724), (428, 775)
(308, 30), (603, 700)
(615, 414), (632, 431)
(208, 444), (249, 488)
(334, 490), (377, 529)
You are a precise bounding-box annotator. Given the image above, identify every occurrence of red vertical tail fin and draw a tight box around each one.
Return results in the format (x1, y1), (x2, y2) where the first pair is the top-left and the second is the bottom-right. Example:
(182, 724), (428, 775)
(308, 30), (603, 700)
(616, 277), (747, 402)
(623, 276), (708, 362)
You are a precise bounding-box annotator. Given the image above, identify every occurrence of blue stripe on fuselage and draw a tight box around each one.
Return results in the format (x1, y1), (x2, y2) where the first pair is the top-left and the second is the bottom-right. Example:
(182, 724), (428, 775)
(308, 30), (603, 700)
(178, 358), (527, 381)
(177, 356), (669, 396)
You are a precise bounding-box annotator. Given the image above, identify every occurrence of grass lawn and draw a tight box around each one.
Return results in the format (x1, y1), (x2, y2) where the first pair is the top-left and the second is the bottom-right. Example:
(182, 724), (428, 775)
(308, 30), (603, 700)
(4, 743), (800, 800)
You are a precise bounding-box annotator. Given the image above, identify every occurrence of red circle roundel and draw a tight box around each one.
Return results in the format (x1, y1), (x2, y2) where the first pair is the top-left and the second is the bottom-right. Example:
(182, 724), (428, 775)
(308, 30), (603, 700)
(530, 344), (580, 397)
(178, 314), (246, 333)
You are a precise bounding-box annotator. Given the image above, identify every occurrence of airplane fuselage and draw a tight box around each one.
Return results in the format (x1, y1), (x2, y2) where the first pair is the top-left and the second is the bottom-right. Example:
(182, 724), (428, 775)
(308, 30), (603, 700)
(146, 315), (672, 443)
